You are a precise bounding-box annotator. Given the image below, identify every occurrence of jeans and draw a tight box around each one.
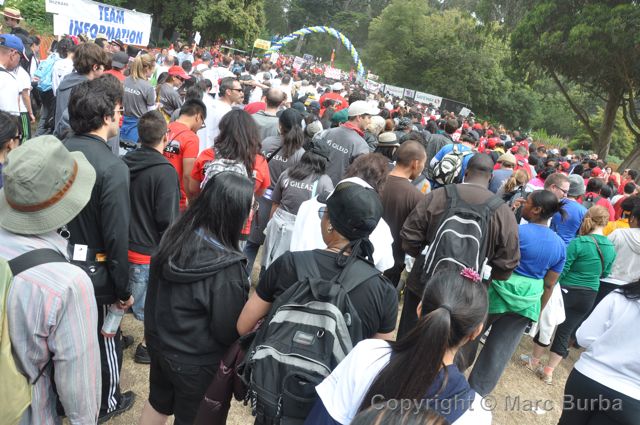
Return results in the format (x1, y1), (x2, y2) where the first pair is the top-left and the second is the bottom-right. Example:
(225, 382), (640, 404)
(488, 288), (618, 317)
(468, 312), (531, 396)
(129, 263), (150, 321)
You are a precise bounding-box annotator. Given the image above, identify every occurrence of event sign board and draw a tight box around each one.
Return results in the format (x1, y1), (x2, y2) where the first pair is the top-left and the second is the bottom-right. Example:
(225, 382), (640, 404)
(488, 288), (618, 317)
(50, 0), (152, 46)
(292, 56), (305, 70)
(414, 91), (443, 107)
(303, 53), (315, 64)
(324, 66), (342, 80)
(364, 79), (382, 93)
(253, 39), (271, 50)
(384, 84), (405, 98)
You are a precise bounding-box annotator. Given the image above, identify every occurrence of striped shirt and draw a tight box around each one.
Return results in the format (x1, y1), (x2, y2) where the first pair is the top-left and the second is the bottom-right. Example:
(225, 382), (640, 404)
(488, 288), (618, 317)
(0, 229), (100, 425)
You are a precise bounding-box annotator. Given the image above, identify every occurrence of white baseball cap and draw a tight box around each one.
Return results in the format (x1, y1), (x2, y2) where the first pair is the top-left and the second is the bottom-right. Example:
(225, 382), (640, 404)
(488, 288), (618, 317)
(331, 82), (344, 91)
(348, 100), (380, 117)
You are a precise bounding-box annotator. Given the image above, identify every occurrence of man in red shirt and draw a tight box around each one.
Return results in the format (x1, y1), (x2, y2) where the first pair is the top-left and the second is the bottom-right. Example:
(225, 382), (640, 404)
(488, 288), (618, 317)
(319, 82), (348, 116)
(103, 51), (128, 83)
(163, 99), (206, 210)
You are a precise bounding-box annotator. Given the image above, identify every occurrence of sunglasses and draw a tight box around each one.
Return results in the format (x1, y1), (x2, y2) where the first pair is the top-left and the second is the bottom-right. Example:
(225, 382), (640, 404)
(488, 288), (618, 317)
(553, 184), (568, 195)
(317, 206), (327, 220)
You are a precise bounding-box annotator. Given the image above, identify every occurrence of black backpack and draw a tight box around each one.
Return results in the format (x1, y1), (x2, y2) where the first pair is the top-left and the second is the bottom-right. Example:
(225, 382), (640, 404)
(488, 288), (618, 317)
(421, 185), (503, 285)
(241, 251), (380, 425)
(582, 194), (602, 209)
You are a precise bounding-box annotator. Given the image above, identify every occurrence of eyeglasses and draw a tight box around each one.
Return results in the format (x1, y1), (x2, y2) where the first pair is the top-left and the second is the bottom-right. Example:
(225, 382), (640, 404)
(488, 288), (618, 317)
(229, 88), (243, 92)
(114, 107), (124, 114)
(553, 184), (568, 196)
(317, 206), (327, 220)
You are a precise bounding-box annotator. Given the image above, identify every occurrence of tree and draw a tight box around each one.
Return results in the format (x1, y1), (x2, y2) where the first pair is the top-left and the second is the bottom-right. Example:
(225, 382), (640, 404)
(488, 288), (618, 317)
(511, 1), (640, 160)
(572, 109), (635, 162)
(366, 0), (538, 128)
(192, 0), (265, 47)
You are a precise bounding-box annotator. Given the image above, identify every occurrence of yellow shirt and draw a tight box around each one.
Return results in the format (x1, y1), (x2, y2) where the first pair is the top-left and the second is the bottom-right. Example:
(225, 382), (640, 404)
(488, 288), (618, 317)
(604, 218), (629, 236)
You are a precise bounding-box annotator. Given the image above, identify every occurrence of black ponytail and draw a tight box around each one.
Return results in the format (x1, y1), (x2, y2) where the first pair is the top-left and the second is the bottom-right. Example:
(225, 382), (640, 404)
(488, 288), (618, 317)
(358, 266), (487, 412)
(279, 108), (305, 158)
(530, 189), (567, 221)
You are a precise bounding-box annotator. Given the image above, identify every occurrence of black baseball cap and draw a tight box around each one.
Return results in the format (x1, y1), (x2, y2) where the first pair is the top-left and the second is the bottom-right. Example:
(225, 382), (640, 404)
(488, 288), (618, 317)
(305, 138), (331, 162)
(322, 181), (383, 241)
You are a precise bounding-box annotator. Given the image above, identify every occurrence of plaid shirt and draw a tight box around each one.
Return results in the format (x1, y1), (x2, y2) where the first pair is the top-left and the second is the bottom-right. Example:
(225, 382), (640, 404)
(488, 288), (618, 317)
(0, 229), (100, 425)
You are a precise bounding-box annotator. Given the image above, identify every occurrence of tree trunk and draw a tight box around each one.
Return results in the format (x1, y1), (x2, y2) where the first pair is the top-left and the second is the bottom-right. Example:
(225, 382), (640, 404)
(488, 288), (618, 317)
(595, 88), (623, 160)
(620, 141), (640, 170)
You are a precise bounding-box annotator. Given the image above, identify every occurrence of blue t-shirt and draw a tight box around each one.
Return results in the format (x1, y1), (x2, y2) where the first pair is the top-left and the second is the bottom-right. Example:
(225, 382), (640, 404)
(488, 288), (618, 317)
(433, 143), (474, 180)
(515, 223), (566, 279)
(550, 199), (588, 245)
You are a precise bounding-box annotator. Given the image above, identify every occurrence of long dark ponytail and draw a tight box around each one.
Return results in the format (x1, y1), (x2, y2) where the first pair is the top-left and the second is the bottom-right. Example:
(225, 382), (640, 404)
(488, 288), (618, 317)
(279, 108), (305, 159)
(358, 266), (488, 412)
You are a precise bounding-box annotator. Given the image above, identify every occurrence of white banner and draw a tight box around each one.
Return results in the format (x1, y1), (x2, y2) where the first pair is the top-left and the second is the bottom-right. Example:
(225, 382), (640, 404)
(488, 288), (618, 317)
(50, 0), (152, 46)
(383, 84), (404, 98)
(292, 56), (305, 71)
(414, 91), (443, 107)
(324, 66), (342, 80)
(404, 89), (415, 98)
(364, 79), (381, 93)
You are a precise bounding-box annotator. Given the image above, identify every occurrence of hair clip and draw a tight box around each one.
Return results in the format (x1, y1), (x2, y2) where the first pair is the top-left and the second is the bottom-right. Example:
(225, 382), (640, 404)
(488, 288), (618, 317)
(461, 267), (481, 283)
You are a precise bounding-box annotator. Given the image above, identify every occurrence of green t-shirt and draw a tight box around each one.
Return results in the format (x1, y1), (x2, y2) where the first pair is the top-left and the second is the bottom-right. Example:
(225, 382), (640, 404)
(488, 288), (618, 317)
(559, 234), (617, 291)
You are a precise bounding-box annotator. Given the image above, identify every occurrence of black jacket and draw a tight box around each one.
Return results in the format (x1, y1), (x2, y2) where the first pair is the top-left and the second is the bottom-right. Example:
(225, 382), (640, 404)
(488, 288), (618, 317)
(426, 132), (454, 163)
(123, 146), (180, 256)
(145, 233), (248, 365)
(64, 134), (131, 304)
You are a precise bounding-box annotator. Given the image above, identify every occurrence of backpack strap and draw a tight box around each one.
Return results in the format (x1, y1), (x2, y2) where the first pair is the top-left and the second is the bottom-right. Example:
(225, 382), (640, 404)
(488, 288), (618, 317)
(7, 248), (67, 384)
(292, 251), (323, 283)
(444, 184), (459, 208)
(588, 235), (606, 278)
(8, 249), (68, 276)
(337, 258), (381, 293)
(266, 145), (283, 163)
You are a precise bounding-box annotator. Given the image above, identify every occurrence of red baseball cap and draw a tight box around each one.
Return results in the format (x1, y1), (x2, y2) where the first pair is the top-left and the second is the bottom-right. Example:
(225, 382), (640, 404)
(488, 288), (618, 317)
(487, 138), (498, 149)
(473, 123), (482, 130)
(168, 65), (191, 80)
(591, 166), (602, 177)
(561, 161), (570, 171)
(486, 129), (494, 136)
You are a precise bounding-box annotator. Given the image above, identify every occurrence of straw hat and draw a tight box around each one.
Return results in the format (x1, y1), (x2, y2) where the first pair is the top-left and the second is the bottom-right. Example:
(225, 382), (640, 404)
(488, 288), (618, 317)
(2, 7), (23, 21)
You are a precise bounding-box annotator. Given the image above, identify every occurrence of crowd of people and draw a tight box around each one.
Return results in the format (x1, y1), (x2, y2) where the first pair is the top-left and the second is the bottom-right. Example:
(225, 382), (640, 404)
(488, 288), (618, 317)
(1, 8), (640, 425)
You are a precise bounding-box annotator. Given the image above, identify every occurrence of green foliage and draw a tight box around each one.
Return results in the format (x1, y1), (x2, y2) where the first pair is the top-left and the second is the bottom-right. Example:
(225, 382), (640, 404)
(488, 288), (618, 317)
(192, 0), (265, 48)
(571, 109), (635, 160)
(4, 0), (53, 34)
(528, 129), (568, 149)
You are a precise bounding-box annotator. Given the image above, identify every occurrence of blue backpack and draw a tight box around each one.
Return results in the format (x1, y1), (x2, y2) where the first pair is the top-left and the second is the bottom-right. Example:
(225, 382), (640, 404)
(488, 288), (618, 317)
(34, 54), (59, 93)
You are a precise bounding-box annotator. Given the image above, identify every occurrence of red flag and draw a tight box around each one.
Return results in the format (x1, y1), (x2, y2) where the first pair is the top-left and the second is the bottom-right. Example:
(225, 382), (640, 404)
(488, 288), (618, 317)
(330, 49), (335, 67)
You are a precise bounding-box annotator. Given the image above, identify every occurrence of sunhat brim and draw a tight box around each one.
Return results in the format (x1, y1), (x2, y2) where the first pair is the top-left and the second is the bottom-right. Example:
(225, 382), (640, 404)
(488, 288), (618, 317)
(0, 152), (96, 235)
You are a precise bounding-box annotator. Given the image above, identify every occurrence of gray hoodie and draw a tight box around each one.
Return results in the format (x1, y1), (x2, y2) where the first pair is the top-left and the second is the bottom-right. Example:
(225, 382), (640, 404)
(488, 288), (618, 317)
(54, 72), (88, 139)
(607, 228), (640, 283)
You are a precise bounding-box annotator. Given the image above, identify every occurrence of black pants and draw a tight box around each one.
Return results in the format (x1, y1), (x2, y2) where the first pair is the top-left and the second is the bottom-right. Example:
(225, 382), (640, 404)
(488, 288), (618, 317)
(35, 90), (55, 136)
(559, 369), (640, 425)
(97, 304), (123, 414)
(542, 287), (596, 357)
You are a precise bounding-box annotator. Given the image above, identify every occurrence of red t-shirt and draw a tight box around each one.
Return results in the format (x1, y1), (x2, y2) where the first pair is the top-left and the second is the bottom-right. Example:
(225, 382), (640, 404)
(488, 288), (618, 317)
(579, 192), (616, 221)
(163, 121), (199, 210)
(191, 148), (271, 235)
(104, 69), (125, 83)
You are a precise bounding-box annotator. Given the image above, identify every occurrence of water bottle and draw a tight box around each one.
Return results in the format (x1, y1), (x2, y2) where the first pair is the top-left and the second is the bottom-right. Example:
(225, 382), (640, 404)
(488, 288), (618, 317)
(101, 303), (125, 338)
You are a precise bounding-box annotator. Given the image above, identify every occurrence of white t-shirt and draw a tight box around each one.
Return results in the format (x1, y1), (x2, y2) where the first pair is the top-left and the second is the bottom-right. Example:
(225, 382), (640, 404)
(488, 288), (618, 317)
(0, 67), (21, 115)
(575, 291), (640, 400)
(52, 57), (73, 95)
(290, 177), (394, 272)
(198, 94), (217, 153)
(201, 99), (232, 152)
(14, 66), (31, 113)
(316, 339), (492, 425)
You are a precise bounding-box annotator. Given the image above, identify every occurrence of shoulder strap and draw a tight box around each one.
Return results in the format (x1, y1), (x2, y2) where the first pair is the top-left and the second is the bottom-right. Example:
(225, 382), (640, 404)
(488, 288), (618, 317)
(588, 235), (606, 277)
(338, 258), (381, 293)
(292, 251), (322, 283)
(310, 179), (319, 198)
(444, 184), (458, 208)
(486, 194), (504, 213)
(266, 145), (283, 163)
(8, 249), (68, 276)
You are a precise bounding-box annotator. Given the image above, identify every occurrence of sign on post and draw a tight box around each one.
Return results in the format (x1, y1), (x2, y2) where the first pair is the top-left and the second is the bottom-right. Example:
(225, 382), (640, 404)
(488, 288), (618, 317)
(292, 56), (305, 71)
(414, 91), (443, 107)
(253, 39), (271, 50)
(49, 0), (152, 46)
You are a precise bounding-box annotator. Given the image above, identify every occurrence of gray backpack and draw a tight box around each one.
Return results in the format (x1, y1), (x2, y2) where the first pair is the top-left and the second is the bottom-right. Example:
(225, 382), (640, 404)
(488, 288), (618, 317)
(241, 251), (380, 425)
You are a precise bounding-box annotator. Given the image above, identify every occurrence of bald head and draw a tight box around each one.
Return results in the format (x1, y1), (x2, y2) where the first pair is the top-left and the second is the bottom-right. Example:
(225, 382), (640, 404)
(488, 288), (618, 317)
(464, 153), (493, 185)
(396, 140), (426, 167)
(265, 88), (286, 108)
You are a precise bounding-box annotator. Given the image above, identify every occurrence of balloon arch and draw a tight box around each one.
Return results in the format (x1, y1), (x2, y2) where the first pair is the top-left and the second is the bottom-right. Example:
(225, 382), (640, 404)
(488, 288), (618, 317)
(266, 26), (365, 77)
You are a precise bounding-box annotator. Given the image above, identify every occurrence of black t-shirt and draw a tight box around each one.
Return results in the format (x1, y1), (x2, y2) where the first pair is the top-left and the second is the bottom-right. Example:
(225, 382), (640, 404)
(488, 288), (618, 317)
(256, 250), (399, 339)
